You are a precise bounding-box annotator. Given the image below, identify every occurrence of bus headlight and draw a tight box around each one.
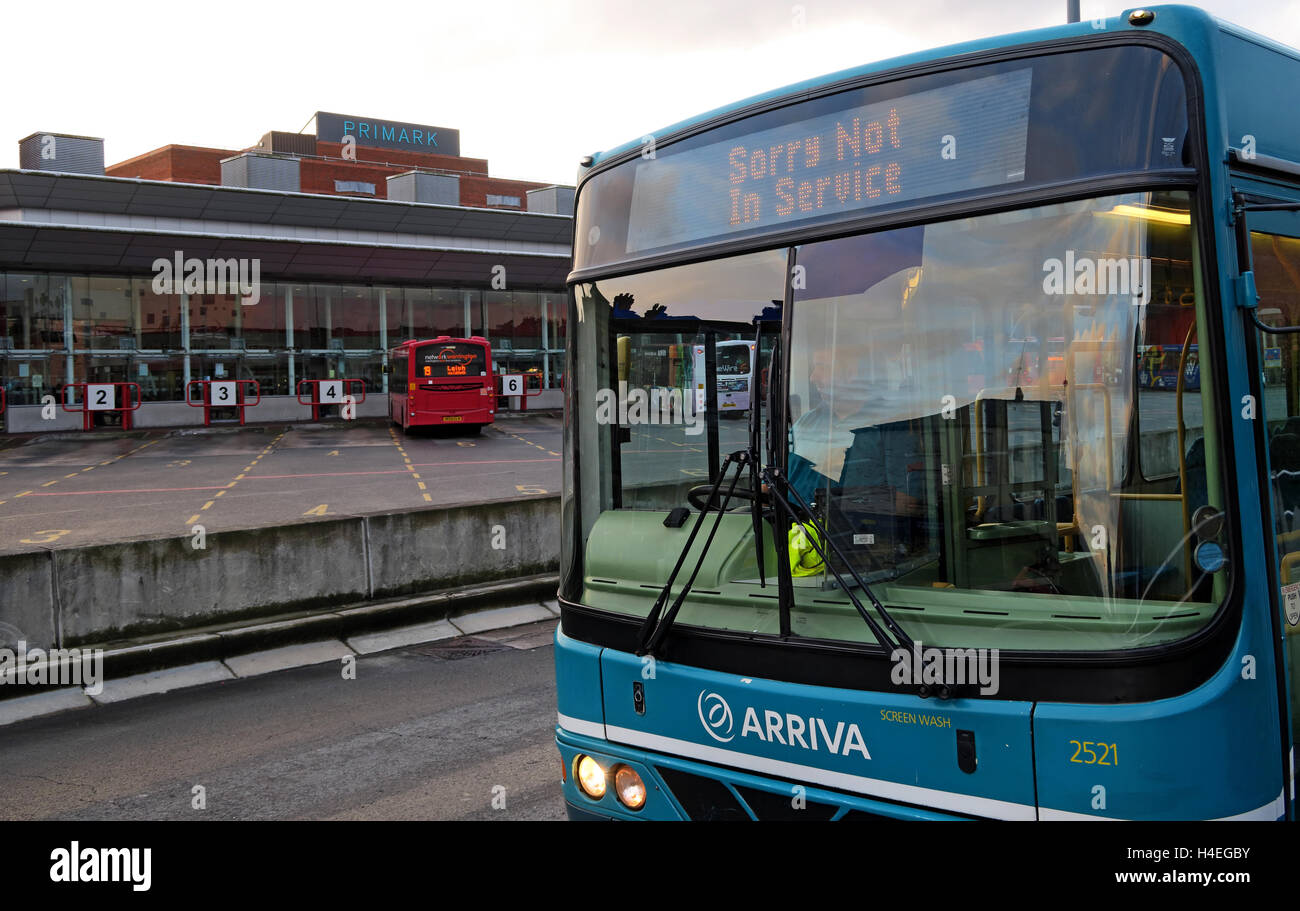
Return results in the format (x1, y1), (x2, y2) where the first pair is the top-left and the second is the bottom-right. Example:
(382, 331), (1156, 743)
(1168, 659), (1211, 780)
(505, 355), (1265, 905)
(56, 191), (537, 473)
(614, 766), (646, 810)
(576, 755), (606, 799)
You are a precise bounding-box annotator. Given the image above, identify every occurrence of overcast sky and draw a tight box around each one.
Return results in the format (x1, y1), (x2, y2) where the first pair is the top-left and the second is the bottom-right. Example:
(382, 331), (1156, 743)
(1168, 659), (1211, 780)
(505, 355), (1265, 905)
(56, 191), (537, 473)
(4, 1), (1297, 186)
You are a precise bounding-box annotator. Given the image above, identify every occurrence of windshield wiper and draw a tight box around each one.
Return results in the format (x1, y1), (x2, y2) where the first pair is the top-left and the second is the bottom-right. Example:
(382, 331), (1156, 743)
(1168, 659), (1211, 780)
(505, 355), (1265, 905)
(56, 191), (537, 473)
(637, 450), (749, 657)
(637, 448), (914, 660)
(761, 465), (914, 655)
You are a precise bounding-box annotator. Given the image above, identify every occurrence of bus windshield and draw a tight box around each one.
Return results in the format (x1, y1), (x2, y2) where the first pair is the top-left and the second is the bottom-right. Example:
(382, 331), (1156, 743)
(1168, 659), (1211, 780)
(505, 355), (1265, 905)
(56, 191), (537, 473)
(566, 190), (1228, 653)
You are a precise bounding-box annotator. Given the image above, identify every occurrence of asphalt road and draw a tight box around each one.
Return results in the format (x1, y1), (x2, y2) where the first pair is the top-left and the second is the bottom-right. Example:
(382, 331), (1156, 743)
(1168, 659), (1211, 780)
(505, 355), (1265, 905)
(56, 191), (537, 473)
(0, 619), (565, 821)
(0, 414), (562, 555)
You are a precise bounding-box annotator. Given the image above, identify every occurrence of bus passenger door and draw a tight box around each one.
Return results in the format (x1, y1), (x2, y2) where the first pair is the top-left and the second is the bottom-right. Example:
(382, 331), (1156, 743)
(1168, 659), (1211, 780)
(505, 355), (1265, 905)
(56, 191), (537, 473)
(1239, 188), (1300, 818)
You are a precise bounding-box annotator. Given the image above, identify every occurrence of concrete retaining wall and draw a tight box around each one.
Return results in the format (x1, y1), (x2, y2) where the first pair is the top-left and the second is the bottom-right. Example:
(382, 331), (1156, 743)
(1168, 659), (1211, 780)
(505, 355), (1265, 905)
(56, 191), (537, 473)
(0, 495), (560, 650)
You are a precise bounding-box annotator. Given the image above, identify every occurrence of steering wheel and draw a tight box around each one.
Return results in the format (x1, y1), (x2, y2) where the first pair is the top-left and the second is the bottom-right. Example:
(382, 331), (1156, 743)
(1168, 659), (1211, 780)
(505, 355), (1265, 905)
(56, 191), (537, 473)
(687, 483), (759, 512)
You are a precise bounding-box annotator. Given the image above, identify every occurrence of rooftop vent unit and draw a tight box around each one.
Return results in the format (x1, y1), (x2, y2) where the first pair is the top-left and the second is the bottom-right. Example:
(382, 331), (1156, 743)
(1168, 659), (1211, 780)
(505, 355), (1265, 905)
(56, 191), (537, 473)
(220, 152), (301, 192)
(19, 132), (106, 175)
(386, 170), (460, 205)
(257, 131), (317, 156)
(525, 185), (576, 216)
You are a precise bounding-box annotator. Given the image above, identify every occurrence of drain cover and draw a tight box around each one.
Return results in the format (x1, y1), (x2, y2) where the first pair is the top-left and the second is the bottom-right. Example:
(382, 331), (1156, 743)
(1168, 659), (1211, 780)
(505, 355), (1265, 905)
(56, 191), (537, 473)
(410, 636), (512, 660)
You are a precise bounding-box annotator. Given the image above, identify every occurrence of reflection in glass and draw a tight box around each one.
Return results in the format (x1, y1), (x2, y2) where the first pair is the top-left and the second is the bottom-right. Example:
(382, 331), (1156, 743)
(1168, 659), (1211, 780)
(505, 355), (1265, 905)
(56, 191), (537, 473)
(787, 191), (1218, 628)
(567, 192), (1227, 653)
(572, 248), (786, 516)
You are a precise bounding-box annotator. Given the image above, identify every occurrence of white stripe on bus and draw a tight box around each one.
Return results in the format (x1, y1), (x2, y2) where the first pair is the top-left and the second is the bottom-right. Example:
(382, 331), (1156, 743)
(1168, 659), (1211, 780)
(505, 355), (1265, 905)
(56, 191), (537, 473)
(561, 715), (1287, 821)
(556, 712), (605, 740)
(604, 723), (1037, 820)
(1040, 790), (1284, 821)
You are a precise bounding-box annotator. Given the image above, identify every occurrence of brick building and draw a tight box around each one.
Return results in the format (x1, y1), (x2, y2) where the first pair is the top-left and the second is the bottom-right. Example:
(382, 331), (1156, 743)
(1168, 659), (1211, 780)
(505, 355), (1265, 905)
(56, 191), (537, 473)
(105, 111), (550, 210)
(1, 114), (575, 432)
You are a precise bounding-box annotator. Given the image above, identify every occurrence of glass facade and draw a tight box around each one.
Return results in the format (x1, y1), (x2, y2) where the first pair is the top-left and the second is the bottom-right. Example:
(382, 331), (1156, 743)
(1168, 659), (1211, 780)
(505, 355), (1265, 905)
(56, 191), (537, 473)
(486, 290), (565, 390)
(0, 272), (565, 410)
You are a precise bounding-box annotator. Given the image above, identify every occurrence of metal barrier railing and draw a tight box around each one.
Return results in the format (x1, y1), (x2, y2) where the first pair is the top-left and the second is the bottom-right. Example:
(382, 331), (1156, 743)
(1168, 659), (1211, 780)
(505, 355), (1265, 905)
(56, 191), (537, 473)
(186, 379), (261, 426)
(296, 379), (366, 421)
(60, 382), (142, 431)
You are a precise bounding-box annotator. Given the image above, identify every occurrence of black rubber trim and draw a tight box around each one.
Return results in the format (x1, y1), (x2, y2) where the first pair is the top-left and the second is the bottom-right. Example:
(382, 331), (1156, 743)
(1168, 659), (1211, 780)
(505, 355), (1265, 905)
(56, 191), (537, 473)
(559, 595), (1238, 705)
(734, 784), (839, 821)
(656, 766), (752, 821)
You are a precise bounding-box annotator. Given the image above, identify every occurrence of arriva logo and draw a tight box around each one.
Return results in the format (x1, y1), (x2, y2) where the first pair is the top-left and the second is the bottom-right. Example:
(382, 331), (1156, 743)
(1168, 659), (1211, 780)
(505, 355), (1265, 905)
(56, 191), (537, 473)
(697, 691), (735, 742)
(695, 689), (870, 759)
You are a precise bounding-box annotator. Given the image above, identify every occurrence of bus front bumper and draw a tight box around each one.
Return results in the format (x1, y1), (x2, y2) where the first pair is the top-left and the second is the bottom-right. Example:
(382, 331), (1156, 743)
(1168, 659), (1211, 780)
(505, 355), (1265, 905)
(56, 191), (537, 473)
(555, 725), (966, 821)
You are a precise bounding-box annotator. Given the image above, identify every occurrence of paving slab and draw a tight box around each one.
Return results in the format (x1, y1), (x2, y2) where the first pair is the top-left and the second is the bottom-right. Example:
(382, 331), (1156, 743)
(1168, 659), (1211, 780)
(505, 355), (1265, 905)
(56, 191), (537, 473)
(224, 640), (354, 678)
(448, 602), (553, 635)
(91, 661), (234, 704)
(346, 620), (459, 655)
(0, 688), (93, 726)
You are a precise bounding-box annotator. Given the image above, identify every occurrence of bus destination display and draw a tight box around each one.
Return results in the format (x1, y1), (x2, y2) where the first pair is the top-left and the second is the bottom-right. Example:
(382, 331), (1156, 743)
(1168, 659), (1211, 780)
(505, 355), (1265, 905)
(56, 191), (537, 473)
(626, 68), (1032, 253)
(420, 344), (486, 378)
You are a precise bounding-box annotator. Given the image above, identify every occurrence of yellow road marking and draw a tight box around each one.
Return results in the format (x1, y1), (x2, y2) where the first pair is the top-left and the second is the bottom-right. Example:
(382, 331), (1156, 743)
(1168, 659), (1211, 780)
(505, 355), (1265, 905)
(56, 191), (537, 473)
(389, 426), (428, 505)
(186, 431), (284, 528)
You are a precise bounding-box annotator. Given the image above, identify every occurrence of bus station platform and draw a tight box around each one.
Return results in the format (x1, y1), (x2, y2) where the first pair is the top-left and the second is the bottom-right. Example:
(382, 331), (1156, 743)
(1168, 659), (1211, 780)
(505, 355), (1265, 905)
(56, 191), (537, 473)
(0, 412), (561, 556)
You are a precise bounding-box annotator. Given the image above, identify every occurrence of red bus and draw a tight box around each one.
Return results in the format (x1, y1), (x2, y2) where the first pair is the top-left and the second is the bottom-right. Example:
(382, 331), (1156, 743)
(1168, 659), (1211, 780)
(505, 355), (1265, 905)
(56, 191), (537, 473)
(389, 336), (496, 432)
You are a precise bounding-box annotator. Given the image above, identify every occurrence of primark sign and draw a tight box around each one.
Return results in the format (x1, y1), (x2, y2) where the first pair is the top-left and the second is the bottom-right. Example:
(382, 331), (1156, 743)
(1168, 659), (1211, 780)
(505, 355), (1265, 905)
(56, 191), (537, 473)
(315, 111), (460, 156)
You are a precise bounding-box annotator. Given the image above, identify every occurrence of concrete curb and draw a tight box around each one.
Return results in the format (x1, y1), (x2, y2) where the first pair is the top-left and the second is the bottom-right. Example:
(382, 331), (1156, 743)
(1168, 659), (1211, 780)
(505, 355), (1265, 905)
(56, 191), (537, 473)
(0, 573), (559, 726)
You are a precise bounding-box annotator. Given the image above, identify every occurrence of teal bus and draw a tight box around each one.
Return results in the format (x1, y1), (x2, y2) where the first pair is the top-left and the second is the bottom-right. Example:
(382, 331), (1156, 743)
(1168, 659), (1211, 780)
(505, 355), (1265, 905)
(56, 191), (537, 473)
(554, 6), (1300, 820)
